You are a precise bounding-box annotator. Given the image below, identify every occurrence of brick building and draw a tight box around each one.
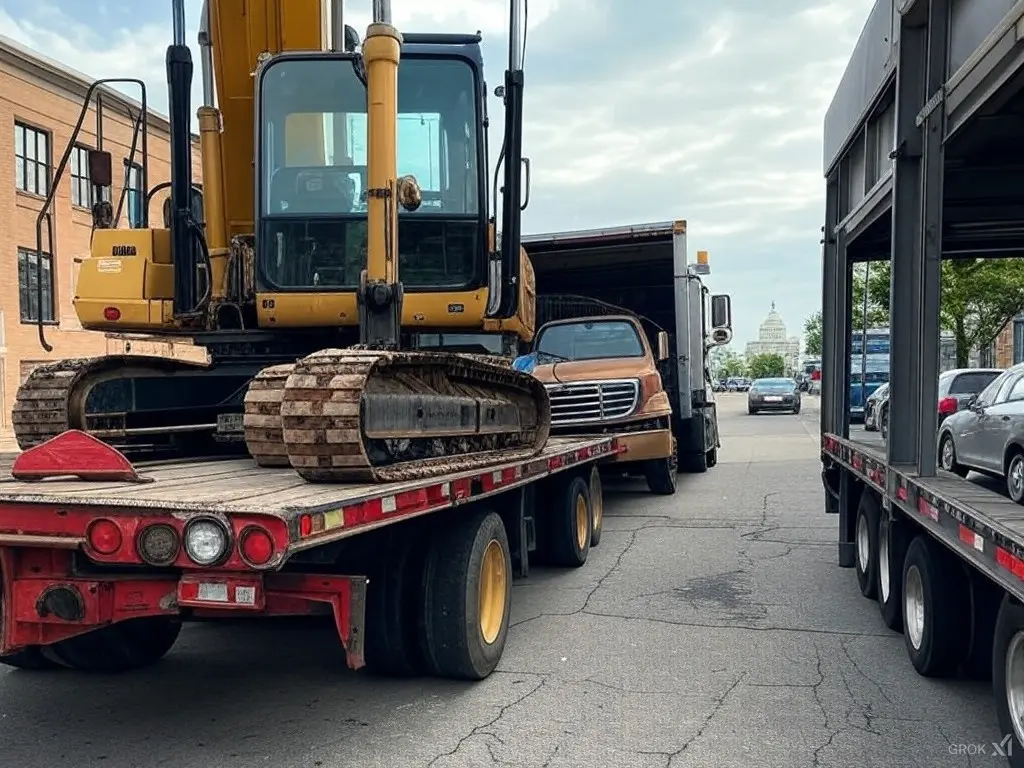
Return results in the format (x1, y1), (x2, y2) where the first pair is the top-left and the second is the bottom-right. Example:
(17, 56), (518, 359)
(0, 35), (203, 448)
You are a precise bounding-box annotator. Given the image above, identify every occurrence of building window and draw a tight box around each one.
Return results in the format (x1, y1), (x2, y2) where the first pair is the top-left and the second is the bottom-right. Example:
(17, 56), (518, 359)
(70, 145), (92, 208)
(127, 162), (144, 227)
(14, 122), (50, 196)
(17, 248), (55, 324)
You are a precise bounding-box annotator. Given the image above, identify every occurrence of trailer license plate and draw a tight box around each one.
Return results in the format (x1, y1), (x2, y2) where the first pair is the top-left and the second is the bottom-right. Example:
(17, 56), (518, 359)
(765, 396), (782, 402)
(217, 413), (243, 434)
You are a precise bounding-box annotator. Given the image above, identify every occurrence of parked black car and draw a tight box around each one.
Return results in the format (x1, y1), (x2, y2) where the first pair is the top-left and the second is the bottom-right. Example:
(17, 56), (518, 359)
(748, 378), (801, 415)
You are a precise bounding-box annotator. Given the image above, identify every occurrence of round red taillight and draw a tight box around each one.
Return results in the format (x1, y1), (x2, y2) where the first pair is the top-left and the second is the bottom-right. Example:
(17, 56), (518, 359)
(103, 307), (121, 321)
(87, 519), (123, 555)
(240, 527), (274, 565)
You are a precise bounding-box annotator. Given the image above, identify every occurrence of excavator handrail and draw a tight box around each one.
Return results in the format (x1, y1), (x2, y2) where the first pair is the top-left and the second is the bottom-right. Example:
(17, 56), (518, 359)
(34, 77), (149, 352)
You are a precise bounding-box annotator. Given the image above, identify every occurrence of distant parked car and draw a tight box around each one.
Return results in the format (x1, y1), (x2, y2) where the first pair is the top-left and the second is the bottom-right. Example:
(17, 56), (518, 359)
(937, 363), (1024, 502)
(747, 377), (801, 415)
(864, 382), (889, 432)
(878, 367), (1002, 439)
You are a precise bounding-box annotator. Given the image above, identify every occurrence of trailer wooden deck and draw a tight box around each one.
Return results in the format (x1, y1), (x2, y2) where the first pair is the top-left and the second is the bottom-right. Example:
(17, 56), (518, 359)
(0, 436), (617, 519)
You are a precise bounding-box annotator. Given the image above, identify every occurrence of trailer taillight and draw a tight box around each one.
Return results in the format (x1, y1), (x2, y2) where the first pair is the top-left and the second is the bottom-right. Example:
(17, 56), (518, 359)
(239, 527), (275, 566)
(86, 519), (123, 555)
(137, 523), (180, 566)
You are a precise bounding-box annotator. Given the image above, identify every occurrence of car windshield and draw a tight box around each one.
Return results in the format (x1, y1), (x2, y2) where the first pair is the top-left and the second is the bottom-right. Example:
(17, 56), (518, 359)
(535, 320), (644, 361)
(751, 378), (795, 392)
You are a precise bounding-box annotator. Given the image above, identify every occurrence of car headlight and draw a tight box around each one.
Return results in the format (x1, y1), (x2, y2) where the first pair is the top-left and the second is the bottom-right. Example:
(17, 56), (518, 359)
(184, 518), (230, 565)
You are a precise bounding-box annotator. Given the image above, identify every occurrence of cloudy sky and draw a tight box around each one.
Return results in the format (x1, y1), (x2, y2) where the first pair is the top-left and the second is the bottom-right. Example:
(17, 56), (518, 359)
(0, 0), (873, 348)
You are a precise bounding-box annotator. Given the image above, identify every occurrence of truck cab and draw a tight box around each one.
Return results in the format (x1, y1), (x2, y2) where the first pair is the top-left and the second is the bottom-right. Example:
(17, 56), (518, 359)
(515, 314), (678, 495)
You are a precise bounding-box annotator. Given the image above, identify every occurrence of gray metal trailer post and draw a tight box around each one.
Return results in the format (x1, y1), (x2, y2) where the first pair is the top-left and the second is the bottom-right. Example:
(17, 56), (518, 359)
(820, 0), (1024, 761)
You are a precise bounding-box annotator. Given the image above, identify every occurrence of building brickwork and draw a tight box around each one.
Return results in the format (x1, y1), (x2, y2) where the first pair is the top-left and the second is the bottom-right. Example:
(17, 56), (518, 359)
(0, 35), (204, 447)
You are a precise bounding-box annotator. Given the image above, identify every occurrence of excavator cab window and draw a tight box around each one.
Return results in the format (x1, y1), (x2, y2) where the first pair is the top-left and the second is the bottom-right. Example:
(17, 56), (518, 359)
(256, 53), (486, 293)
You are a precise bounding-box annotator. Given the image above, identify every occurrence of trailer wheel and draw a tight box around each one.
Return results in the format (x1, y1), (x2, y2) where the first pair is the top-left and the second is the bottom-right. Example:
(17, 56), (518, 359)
(44, 617), (182, 672)
(962, 573), (1002, 680)
(902, 535), (968, 677)
(993, 595), (1024, 765)
(0, 647), (61, 671)
(705, 448), (718, 468)
(548, 474), (593, 566)
(854, 492), (880, 600)
(364, 534), (427, 677)
(876, 514), (907, 632)
(588, 467), (604, 547)
(420, 510), (512, 680)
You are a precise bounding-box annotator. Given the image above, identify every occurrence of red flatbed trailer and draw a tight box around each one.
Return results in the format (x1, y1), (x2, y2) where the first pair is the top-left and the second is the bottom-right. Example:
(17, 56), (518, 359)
(0, 431), (617, 679)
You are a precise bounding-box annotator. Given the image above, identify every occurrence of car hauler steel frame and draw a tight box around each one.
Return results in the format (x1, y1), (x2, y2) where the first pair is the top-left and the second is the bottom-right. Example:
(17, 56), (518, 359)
(820, 0), (1024, 761)
(0, 430), (616, 679)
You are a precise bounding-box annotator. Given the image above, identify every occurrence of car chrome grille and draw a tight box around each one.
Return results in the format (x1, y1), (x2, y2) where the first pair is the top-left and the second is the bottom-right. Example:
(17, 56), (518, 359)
(544, 379), (640, 425)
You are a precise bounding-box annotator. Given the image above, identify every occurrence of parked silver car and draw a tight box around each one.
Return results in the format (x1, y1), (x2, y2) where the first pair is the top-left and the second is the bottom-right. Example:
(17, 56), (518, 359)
(937, 363), (1024, 502)
(878, 367), (1002, 440)
(864, 382), (888, 431)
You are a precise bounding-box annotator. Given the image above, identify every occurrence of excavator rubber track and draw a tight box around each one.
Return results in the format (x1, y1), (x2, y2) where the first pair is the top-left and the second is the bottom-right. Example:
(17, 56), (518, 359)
(270, 348), (550, 483)
(11, 355), (217, 452)
(243, 363), (295, 467)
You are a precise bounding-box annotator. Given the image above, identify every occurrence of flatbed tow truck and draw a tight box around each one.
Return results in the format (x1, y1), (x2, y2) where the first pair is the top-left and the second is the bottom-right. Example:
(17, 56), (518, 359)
(821, 0), (1024, 762)
(0, 430), (616, 678)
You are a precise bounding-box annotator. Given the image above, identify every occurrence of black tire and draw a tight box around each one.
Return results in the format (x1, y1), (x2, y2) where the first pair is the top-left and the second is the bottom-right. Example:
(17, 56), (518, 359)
(0, 647), (61, 671)
(548, 475), (593, 566)
(647, 454), (680, 491)
(792, 406), (800, 414)
(420, 510), (512, 680)
(876, 514), (907, 632)
(705, 448), (718, 468)
(962, 573), (1002, 680)
(939, 432), (968, 478)
(364, 533), (427, 677)
(588, 467), (603, 547)
(902, 535), (969, 677)
(44, 617), (182, 672)
(854, 492), (880, 600)
(748, 408), (757, 415)
(993, 595), (1024, 766)
(1007, 450), (1024, 505)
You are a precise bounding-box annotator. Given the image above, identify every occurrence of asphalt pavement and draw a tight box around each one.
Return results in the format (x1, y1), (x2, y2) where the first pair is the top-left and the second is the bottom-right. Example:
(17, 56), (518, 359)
(0, 394), (1004, 767)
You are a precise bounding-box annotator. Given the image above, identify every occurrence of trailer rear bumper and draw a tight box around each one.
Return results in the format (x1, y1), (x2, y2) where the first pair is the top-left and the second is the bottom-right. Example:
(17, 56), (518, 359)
(609, 428), (673, 462)
(0, 546), (367, 668)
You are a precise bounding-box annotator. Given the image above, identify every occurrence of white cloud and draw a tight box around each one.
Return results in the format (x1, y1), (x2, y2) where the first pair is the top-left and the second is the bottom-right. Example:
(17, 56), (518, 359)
(0, 0), (876, 347)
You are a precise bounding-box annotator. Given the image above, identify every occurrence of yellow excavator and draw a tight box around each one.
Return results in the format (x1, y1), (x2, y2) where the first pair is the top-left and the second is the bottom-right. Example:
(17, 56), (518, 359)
(13, 0), (547, 481)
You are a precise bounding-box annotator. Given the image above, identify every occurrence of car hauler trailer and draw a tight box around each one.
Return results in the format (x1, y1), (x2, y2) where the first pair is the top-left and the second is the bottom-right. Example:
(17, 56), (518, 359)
(0, 430), (616, 678)
(820, 1), (1024, 762)
(523, 221), (732, 474)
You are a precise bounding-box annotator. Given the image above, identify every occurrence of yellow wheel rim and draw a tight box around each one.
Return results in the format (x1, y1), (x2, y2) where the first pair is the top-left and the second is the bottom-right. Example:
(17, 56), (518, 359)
(478, 539), (507, 645)
(590, 472), (603, 535)
(575, 494), (589, 550)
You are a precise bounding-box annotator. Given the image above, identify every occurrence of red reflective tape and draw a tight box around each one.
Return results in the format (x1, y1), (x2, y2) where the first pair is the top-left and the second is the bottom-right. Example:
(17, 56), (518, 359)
(451, 478), (472, 500)
(896, 486), (908, 501)
(916, 497), (939, 522)
(852, 455), (863, 470)
(996, 547), (1024, 580)
(549, 455), (565, 469)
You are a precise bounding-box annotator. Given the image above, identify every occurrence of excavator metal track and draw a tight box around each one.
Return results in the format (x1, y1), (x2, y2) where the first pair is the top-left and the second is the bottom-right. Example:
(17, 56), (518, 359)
(11, 355), (223, 453)
(274, 349), (550, 483)
(243, 363), (295, 467)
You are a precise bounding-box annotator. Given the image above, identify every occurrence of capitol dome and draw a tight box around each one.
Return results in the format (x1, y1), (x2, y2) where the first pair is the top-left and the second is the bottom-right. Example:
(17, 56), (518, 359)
(758, 302), (787, 342)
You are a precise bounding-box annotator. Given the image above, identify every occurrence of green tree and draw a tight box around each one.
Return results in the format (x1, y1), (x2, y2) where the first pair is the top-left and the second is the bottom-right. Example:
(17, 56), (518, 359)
(940, 259), (1024, 366)
(747, 352), (785, 379)
(720, 353), (747, 378)
(804, 310), (822, 357)
(851, 262), (891, 330)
